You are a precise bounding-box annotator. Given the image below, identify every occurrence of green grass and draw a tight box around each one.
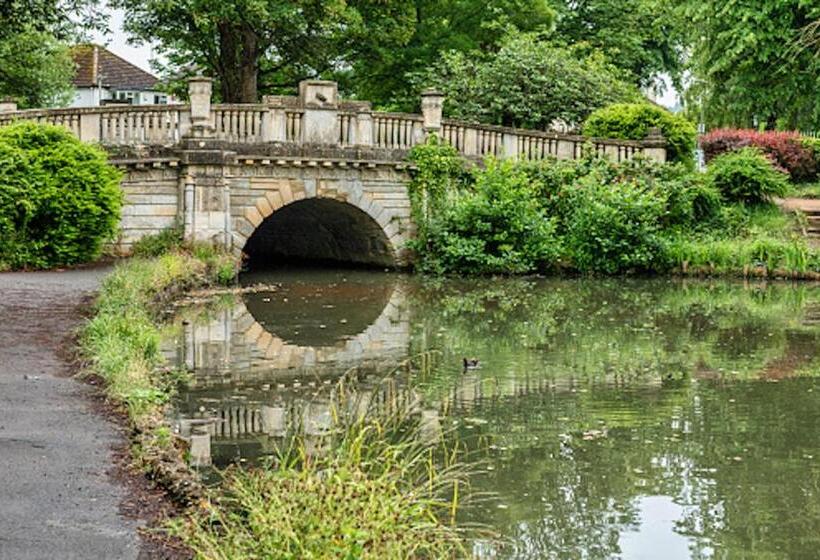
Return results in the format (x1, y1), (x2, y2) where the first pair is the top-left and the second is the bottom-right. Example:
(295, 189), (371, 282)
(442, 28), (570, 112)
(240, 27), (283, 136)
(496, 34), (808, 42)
(80, 246), (237, 463)
(787, 181), (820, 199)
(170, 402), (470, 560)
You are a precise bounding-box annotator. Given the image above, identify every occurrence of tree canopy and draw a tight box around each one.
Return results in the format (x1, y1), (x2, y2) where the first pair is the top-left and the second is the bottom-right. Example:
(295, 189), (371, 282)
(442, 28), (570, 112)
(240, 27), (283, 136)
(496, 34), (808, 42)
(420, 33), (640, 129)
(682, 0), (820, 130)
(0, 1), (101, 108)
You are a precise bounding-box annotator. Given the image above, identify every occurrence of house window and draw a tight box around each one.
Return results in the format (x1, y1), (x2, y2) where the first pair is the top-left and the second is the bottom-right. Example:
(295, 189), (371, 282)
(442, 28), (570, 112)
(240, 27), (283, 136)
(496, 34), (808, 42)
(115, 91), (135, 104)
(154, 94), (168, 105)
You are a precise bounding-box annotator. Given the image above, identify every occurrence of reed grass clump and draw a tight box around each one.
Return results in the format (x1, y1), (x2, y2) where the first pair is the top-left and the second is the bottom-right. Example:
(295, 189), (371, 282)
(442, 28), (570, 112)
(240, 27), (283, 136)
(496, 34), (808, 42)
(172, 367), (473, 559)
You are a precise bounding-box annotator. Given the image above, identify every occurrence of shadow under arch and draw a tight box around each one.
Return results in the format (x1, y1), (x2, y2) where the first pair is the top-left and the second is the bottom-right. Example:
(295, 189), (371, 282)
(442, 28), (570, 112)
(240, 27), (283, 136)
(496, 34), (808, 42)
(243, 197), (396, 268)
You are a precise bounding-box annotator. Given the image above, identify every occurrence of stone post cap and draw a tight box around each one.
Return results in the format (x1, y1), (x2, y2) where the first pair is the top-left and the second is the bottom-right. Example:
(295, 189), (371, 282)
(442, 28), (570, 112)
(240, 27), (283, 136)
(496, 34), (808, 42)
(645, 127), (665, 139)
(421, 89), (445, 98)
(187, 75), (214, 84)
(299, 80), (339, 108)
(644, 127), (666, 146)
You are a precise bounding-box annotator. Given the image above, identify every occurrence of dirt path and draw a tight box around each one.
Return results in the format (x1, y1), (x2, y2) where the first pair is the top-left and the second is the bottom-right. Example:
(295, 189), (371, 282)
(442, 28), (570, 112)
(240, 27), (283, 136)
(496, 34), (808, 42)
(0, 267), (140, 560)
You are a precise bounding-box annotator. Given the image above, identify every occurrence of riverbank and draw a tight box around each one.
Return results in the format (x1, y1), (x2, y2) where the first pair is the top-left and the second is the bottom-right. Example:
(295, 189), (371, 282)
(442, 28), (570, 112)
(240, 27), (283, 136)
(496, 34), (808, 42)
(80, 247), (467, 559)
(0, 266), (141, 560)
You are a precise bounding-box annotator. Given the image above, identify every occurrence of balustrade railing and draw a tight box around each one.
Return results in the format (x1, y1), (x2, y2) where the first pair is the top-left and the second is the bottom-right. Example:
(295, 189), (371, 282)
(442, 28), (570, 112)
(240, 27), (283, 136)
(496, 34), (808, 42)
(0, 79), (666, 163)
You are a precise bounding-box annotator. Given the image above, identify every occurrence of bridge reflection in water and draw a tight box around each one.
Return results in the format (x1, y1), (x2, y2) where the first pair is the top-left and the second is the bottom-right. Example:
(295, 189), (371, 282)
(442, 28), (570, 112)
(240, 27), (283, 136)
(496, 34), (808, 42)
(162, 271), (425, 467)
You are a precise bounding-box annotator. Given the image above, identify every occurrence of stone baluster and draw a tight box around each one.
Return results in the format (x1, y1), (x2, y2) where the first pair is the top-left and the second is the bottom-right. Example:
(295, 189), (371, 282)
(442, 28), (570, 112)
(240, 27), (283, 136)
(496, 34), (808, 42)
(421, 89), (444, 138)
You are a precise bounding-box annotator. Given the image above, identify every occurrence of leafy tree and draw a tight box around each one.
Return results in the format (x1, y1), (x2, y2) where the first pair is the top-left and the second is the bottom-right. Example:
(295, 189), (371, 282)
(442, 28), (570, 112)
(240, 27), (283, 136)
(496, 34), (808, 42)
(683, 0), (820, 130)
(548, 0), (685, 90)
(0, 29), (74, 108)
(420, 32), (640, 129)
(113, 0), (417, 102)
(0, 1), (101, 108)
(339, 0), (555, 109)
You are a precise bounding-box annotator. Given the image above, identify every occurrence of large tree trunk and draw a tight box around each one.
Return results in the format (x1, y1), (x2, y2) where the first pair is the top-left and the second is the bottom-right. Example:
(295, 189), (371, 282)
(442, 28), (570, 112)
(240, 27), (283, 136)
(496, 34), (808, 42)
(217, 21), (259, 103)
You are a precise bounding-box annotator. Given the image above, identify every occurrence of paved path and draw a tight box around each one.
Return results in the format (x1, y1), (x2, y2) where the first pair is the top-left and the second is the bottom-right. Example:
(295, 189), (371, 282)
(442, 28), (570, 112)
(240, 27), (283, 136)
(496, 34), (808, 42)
(0, 268), (140, 560)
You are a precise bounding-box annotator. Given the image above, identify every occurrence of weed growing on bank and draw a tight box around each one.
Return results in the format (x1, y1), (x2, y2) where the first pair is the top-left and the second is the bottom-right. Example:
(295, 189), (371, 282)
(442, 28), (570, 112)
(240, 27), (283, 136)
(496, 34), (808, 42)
(171, 397), (471, 559)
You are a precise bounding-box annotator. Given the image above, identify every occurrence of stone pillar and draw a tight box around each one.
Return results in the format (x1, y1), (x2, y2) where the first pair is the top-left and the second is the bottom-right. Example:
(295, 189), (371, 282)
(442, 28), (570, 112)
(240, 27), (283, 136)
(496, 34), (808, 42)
(0, 98), (17, 113)
(643, 127), (667, 163)
(299, 80), (340, 144)
(421, 89), (444, 137)
(79, 112), (101, 142)
(502, 132), (519, 159)
(356, 107), (373, 146)
(187, 76), (214, 137)
(556, 139), (575, 160)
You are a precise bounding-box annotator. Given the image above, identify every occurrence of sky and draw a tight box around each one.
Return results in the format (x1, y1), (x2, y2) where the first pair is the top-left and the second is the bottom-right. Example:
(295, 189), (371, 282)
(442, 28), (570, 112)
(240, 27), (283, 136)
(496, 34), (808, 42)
(93, 8), (681, 109)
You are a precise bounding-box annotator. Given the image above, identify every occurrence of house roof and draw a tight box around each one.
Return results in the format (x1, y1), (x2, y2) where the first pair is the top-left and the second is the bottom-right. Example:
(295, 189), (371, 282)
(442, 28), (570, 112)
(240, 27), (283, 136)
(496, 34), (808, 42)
(71, 44), (159, 91)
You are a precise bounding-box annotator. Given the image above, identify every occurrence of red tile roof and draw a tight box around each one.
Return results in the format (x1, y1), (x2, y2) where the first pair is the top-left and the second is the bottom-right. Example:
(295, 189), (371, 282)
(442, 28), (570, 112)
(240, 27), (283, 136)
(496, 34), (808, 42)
(71, 44), (159, 91)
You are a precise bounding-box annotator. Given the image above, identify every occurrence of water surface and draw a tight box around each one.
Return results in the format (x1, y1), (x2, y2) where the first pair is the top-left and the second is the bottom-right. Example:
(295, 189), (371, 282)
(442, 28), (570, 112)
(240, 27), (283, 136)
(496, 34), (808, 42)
(163, 270), (820, 559)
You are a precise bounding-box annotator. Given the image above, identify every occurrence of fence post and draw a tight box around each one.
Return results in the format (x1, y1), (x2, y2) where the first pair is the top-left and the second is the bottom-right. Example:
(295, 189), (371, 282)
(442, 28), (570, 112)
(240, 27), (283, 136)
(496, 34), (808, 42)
(642, 127), (667, 163)
(77, 112), (100, 142)
(421, 89), (444, 138)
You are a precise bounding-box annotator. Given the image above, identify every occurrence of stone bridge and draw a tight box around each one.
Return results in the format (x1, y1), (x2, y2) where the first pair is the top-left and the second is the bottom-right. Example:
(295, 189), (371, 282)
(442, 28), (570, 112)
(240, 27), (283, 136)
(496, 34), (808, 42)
(0, 78), (667, 267)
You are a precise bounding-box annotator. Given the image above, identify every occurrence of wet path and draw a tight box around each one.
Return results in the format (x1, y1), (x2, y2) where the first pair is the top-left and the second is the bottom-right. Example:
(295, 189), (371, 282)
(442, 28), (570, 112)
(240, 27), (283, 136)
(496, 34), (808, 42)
(0, 268), (140, 560)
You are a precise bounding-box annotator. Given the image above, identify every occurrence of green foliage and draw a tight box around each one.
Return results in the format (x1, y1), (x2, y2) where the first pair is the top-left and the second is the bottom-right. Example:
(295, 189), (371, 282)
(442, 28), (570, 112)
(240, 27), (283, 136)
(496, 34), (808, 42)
(550, 0), (686, 90)
(582, 103), (697, 166)
(340, 0), (555, 109)
(131, 223), (185, 258)
(706, 148), (789, 205)
(682, 0), (820, 130)
(417, 158), (560, 275)
(0, 122), (122, 270)
(407, 135), (468, 240)
(113, 0), (418, 102)
(0, 29), (74, 108)
(563, 171), (667, 274)
(81, 248), (237, 421)
(421, 32), (640, 129)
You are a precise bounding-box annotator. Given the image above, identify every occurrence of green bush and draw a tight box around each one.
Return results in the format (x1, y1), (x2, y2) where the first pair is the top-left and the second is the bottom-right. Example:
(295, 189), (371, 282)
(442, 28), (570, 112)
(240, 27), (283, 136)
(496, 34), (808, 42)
(416, 158), (560, 275)
(131, 223), (184, 257)
(582, 103), (697, 166)
(0, 122), (122, 269)
(564, 172), (668, 274)
(706, 148), (789, 205)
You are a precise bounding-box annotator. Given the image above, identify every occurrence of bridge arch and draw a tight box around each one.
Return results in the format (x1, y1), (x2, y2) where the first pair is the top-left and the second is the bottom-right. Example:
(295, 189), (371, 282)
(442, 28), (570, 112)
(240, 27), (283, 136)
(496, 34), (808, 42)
(232, 176), (410, 268)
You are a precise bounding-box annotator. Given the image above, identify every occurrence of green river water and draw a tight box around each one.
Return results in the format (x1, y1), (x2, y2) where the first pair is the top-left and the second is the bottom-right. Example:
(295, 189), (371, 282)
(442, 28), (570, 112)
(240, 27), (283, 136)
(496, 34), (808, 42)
(163, 269), (820, 559)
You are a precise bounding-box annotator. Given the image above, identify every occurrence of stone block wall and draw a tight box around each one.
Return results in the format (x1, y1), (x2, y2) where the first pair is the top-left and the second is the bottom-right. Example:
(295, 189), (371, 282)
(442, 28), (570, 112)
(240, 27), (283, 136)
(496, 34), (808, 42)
(116, 162), (182, 253)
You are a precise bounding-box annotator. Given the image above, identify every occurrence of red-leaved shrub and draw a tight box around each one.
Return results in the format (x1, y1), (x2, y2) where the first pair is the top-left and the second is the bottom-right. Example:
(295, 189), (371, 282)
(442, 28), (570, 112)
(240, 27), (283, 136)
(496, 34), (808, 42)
(700, 129), (818, 183)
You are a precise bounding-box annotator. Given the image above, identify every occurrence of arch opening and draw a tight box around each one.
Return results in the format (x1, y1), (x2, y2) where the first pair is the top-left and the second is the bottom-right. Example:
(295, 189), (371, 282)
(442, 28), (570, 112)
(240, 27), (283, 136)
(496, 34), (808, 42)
(243, 198), (395, 269)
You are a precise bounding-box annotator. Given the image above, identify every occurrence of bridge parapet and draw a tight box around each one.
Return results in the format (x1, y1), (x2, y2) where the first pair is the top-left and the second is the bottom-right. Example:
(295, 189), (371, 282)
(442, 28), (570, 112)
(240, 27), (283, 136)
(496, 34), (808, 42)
(0, 78), (666, 163)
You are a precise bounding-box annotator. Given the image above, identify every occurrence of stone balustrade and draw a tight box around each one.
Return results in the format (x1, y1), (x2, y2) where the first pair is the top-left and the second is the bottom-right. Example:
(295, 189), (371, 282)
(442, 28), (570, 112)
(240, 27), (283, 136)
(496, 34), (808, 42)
(0, 78), (667, 163)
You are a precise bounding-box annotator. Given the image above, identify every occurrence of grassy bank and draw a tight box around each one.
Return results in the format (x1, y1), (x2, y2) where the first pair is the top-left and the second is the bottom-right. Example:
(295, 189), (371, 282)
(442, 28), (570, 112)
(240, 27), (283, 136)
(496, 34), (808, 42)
(80, 245), (237, 500)
(80, 246), (467, 558)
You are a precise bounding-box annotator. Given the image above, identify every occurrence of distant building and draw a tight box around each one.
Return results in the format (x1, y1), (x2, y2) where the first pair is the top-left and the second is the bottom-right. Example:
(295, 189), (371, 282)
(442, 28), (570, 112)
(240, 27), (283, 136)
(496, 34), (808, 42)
(70, 44), (174, 108)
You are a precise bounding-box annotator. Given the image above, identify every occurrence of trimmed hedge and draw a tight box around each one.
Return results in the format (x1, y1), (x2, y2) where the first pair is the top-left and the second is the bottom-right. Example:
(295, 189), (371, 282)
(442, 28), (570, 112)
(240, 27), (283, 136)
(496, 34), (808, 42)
(0, 122), (122, 269)
(582, 103), (697, 166)
(700, 129), (818, 183)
